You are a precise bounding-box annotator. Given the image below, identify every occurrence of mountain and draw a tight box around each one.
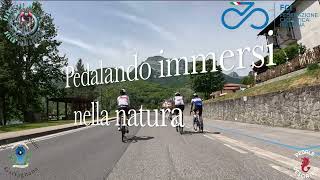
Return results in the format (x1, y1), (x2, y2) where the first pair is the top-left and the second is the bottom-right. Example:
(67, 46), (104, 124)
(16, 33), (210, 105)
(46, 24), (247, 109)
(228, 72), (240, 78)
(132, 56), (242, 87)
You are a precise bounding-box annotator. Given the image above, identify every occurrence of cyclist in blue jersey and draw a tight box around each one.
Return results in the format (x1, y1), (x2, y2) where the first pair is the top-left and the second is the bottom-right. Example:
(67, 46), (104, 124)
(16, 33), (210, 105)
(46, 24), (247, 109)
(190, 93), (203, 122)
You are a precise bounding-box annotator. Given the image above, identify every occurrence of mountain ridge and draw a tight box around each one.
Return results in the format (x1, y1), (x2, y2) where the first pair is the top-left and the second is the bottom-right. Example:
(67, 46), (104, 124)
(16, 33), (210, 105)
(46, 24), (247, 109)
(132, 56), (242, 87)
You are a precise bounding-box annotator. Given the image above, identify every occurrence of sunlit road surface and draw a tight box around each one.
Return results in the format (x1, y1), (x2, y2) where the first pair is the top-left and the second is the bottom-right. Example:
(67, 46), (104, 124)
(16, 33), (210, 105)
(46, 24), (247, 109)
(1, 112), (318, 180)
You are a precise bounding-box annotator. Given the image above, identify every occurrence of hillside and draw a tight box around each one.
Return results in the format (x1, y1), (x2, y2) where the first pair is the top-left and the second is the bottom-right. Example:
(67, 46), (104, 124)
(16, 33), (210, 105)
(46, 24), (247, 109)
(212, 68), (320, 102)
(134, 56), (242, 88)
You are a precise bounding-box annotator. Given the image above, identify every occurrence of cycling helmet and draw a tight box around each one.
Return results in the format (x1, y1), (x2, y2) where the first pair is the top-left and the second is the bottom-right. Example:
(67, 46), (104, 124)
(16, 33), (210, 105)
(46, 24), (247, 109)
(193, 93), (198, 97)
(175, 92), (180, 96)
(120, 89), (126, 95)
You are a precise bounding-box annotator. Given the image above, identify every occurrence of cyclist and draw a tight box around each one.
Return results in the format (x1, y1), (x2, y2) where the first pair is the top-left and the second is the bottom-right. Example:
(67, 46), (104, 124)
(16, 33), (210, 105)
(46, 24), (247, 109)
(173, 92), (184, 127)
(117, 89), (130, 133)
(190, 93), (203, 124)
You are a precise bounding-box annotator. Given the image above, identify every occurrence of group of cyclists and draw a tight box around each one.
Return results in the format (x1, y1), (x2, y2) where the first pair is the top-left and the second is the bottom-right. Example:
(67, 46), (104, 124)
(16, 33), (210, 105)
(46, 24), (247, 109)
(116, 88), (204, 136)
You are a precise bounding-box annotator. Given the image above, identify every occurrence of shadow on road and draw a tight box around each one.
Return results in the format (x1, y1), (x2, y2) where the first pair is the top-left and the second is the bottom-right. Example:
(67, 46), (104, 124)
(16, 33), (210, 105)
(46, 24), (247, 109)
(182, 130), (220, 135)
(124, 136), (154, 143)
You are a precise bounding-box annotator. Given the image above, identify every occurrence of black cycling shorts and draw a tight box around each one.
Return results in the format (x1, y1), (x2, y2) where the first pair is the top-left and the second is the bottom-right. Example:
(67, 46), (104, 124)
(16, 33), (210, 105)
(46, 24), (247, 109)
(193, 106), (203, 116)
(173, 105), (184, 115)
(118, 105), (129, 117)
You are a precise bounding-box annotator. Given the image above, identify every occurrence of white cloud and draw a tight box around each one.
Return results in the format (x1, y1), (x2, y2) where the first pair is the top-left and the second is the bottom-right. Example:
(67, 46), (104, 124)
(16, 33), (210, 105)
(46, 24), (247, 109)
(108, 10), (177, 42)
(57, 36), (122, 63)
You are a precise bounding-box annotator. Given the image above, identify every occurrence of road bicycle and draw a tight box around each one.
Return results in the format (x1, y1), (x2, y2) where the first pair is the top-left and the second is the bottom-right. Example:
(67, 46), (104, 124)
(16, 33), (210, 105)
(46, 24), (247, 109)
(173, 109), (184, 134)
(193, 110), (203, 133)
(119, 111), (128, 142)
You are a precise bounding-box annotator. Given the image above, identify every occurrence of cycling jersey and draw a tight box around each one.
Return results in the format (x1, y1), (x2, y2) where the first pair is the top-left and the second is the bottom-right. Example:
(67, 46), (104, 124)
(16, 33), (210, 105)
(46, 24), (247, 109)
(191, 97), (203, 108)
(117, 95), (130, 106)
(174, 96), (184, 106)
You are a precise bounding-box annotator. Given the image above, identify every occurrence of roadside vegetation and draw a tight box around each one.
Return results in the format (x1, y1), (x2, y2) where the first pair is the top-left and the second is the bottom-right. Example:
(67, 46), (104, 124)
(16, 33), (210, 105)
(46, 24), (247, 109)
(0, 120), (74, 133)
(211, 66), (320, 102)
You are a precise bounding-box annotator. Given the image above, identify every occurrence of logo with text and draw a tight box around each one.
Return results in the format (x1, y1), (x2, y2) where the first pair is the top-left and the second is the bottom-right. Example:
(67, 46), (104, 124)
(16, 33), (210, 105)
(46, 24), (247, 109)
(1, 3), (42, 46)
(293, 150), (314, 179)
(221, 1), (269, 30)
(9, 143), (31, 168)
(279, 4), (319, 28)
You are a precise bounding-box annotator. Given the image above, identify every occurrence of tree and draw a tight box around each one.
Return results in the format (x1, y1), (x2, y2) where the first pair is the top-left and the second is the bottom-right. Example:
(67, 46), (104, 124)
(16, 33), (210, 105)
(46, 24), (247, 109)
(65, 58), (97, 100)
(0, 1), (68, 123)
(241, 75), (254, 86)
(189, 60), (224, 99)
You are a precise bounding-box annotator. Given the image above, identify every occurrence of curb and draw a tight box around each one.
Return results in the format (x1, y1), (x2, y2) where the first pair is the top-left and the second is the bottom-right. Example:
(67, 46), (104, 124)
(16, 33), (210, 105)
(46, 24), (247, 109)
(0, 118), (117, 146)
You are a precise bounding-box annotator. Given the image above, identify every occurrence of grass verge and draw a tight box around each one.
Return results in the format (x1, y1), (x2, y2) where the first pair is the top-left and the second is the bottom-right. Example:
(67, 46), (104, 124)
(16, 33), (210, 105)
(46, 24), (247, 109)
(210, 68), (320, 102)
(0, 120), (74, 133)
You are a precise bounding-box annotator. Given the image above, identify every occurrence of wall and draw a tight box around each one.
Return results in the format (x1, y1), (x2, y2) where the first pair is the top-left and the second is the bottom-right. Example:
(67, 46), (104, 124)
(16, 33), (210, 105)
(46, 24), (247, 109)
(204, 85), (320, 131)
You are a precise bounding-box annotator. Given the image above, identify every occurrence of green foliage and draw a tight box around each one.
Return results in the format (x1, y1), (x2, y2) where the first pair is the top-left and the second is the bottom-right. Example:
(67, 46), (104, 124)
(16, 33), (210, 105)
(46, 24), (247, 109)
(189, 60), (224, 99)
(101, 80), (175, 111)
(273, 43), (304, 66)
(307, 63), (320, 71)
(241, 75), (254, 85)
(65, 59), (97, 100)
(0, 1), (67, 123)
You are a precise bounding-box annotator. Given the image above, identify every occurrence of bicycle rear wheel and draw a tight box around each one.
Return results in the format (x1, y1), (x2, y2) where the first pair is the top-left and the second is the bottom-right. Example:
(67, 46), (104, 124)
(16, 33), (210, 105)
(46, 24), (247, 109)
(120, 116), (126, 142)
(199, 117), (204, 133)
(179, 126), (183, 134)
(121, 126), (126, 142)
(193, 119), (199, 132)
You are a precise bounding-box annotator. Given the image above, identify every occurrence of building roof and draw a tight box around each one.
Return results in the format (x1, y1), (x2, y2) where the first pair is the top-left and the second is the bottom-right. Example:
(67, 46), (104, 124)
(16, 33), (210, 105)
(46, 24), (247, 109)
(223, 86), (240, 90)
(257, 0), (298, 36)
(224, 83), (242, 87)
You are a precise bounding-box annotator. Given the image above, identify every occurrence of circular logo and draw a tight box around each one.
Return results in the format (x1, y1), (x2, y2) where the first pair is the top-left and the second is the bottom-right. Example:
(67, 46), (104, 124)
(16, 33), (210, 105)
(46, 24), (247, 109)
(293, 150), (314, 179)
(1, 3), (43, 46)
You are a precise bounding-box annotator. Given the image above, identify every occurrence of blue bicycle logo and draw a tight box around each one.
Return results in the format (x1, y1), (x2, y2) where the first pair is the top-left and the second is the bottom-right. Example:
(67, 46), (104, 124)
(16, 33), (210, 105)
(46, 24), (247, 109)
(221, 2), (269, 30)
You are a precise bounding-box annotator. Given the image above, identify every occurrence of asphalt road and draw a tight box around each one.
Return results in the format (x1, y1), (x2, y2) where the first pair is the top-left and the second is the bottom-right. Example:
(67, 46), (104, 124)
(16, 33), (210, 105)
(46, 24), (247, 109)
(0, 113), (298, 180)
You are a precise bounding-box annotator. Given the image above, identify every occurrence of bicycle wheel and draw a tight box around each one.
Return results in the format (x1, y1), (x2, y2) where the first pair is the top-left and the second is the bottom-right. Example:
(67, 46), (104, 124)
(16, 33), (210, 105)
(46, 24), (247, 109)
(179, 126), (183, 134)
(193, 119), (199, 132)
(121, 126), (126, 142)
(179, 115), (183, 134)
(200, 117), (204, 133)
(120, 116), (126, 142)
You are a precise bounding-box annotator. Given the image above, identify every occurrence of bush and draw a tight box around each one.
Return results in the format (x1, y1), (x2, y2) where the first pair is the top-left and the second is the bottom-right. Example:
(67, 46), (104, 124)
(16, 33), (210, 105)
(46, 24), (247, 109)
(307, 63), (320, 71)
(241, 75), (254, 85)
(273, 43), (303, 66)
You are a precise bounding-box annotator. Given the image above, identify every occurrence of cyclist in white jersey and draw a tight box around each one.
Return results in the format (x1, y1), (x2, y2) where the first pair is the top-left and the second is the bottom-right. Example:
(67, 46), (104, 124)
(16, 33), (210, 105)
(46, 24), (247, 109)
(117, 89), (130, 132)
(173, 92), (184, 114)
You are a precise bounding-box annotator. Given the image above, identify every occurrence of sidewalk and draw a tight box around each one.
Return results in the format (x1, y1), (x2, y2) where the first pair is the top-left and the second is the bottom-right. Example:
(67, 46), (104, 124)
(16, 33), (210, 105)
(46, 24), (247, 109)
(183, 114), (320, 167)
(0, 118), (115, 146)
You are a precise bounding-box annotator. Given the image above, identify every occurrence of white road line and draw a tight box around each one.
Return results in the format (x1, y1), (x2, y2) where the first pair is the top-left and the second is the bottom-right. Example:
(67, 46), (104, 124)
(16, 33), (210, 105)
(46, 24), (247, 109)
(269, 164), (301, 180)
(206, 134), (320, 179)
(204, 134), (215, 141)
(223, 144), (248, 154)
(0, 126), (93, 151)
(0, 119), (117, 151)
(204, 134), (247, 154)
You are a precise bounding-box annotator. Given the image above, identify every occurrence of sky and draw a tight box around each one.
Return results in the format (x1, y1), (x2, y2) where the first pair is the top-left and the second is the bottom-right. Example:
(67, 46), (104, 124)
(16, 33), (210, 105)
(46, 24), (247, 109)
(39, 1), (294, 76)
